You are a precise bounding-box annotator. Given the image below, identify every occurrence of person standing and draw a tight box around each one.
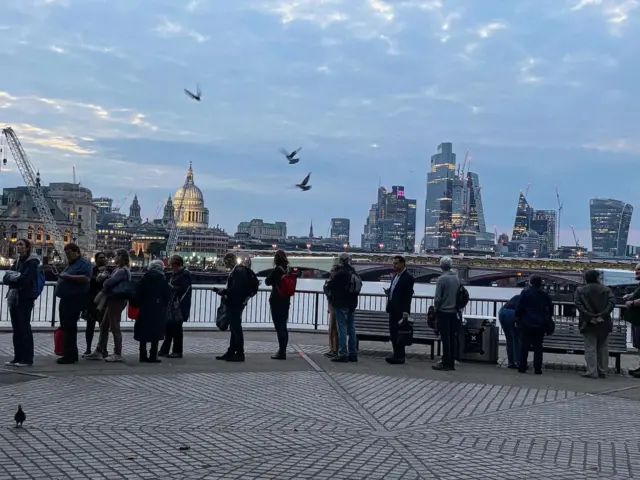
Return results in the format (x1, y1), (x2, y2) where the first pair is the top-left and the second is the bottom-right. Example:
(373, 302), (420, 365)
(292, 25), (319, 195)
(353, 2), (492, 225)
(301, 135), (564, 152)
(83, 251), (111, 357)
(264, 250), (291, 360)
(432, 256), (461, 371)
(574, 269), (616, 379)
(55, 243), (92, 365)
(323, 265), (340, 358)
(623, 263), (640, 378)
(384, 255), (415, 365)
(515, 274), (553, 374)
(327, 253), (361, 363)
(134, 260), (172, 363)
(215, 253), (253, 362)
(160, 254), (192, 359)
(4, 239), (40, 367)
(498, 294), (521, 369)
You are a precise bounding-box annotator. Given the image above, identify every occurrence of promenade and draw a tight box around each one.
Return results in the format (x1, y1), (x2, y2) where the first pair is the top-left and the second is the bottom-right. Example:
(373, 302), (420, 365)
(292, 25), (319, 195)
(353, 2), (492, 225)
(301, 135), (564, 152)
(1, 330), (640, 479)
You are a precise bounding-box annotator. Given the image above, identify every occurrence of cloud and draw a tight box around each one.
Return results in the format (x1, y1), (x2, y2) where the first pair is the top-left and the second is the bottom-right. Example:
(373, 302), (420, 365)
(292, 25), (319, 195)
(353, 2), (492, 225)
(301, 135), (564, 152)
(476, 21), (508, 38)
(569, 0), (638, 35)
(153, 19), (210, 43)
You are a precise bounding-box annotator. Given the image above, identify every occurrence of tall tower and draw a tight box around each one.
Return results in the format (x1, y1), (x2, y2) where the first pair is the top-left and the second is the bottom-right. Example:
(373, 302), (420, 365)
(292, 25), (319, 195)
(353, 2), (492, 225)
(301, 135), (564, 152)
(162, 195), (174, 226)
(424, 142), (456, 250)
(590, 198), (634, 256)
(128, 194), (142, 227)
(308, 220), (314, 238)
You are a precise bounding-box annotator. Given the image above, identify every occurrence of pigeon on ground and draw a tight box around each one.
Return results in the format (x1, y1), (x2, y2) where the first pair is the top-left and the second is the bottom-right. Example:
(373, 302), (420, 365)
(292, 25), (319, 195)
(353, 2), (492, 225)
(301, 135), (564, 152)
(14, 405), (25, 428)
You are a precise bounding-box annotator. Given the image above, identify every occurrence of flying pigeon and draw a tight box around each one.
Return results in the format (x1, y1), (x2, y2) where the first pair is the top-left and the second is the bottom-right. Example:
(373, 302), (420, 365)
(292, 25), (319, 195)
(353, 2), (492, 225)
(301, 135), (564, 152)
(280, 147), (301, 164)
(184, 84), (201, 102)
(296, 173), (312, 191)
(14, 405), (25, 428)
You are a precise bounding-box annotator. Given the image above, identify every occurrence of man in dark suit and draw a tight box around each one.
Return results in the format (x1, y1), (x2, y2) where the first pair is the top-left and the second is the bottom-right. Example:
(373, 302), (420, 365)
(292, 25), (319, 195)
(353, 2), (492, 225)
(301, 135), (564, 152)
(385, 255), (415, 365)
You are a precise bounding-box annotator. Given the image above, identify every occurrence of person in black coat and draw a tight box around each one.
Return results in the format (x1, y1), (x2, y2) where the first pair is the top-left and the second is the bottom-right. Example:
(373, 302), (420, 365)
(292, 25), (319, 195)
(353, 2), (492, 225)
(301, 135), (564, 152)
(134, 260), (172, 362)
(384, 255), (415, 365)
(159, 255), (192, 359)
(265, 249), (291, 360)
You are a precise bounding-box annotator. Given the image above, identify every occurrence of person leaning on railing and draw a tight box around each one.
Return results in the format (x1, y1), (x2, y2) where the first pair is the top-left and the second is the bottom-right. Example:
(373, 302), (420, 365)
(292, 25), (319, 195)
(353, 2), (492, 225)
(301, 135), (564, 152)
(623, 262), (640, 378)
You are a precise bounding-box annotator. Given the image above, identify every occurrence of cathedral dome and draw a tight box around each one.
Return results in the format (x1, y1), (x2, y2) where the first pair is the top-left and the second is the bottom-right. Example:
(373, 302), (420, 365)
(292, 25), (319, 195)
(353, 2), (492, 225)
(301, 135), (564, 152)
(173, 162), (209, 229)
(174, 162), (204, 204)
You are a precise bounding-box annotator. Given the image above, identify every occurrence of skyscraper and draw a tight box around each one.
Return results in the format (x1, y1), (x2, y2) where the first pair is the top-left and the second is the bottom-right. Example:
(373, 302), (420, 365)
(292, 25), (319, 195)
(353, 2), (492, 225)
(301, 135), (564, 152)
(590, 198), (634, 256)
(361, 186), (416, 251)
(530, 210), (557, 252)
(424, 143), (456, 249)
(512, 192), (532, 241)
(406, 199), (417, 252)
(330, 218), (350, 244)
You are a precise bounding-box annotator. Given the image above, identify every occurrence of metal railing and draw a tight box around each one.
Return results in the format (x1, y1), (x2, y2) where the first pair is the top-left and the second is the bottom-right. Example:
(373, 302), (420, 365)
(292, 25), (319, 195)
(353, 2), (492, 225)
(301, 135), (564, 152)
(0, 283), (630, 334)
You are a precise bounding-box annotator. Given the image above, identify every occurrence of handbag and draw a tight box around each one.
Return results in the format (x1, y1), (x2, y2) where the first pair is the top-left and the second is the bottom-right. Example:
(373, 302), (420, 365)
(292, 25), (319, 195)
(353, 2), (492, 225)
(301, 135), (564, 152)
(166, 286), (191, 324)
(127, 304), (139, 320)
(111, 280), (137, 300)
(54, 328), (64, 356)
(397, 317), (414, 346)
(216, 303), (229, 331)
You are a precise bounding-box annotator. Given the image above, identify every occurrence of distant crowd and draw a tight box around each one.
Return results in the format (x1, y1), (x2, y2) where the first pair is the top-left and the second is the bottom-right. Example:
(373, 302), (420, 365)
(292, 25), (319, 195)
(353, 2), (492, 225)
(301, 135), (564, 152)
(3, 238), (640, 377)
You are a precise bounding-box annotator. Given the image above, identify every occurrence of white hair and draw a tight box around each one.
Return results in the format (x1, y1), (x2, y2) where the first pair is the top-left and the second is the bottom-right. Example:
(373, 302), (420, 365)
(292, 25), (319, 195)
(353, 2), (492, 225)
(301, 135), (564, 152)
(338, 252), (350, 264)
(148, 259), (165, 271)
(440, 256), (453, 269)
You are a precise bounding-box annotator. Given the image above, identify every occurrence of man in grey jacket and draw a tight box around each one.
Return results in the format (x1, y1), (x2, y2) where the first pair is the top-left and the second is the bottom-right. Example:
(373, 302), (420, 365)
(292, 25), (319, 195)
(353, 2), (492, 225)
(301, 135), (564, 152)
(433, 256), (460, 371)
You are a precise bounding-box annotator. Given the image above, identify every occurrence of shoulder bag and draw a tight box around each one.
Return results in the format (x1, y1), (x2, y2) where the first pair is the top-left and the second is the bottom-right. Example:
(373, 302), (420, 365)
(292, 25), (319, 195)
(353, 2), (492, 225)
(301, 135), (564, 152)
(166, 286), (191, 324)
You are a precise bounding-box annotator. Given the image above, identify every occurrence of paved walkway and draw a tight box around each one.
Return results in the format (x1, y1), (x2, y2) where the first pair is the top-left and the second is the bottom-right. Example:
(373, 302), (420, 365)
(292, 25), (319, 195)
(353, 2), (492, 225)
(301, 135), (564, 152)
(1, 331), (640, 479)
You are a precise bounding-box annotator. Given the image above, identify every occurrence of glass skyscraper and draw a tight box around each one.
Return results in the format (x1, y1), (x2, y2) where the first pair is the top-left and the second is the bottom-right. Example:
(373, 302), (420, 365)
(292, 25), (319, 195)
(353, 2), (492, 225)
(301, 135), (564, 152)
(362, 186), (417, 252)
(590, 198), (633, 256)
(424, 143), (456, 250)
(512, 192), (532, 241)
(330, 218), (350, 244)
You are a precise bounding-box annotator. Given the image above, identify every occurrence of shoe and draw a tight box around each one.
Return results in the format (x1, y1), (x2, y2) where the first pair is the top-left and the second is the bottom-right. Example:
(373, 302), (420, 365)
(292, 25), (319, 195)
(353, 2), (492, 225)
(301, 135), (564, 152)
(158, 352), (168, 358)
(581, 373), (598, 379)
(507, 364), (518, 369)
(104, 354), (123, 363)
(629, 367), (640, 374)
(630, 370), (640, 378)
(4, 360), (17, 367)
(167, 353), (183, 359)
(324, 351), (337, 358)
(216, 352), (232, 361)
(146, 358), (162, 363)
(348, 356), (358, 362)
(14, 362), (32, 367)
(598, 374), (607, 379)
(331, 356), (348, 363)
(84, 351), (104, 361)
(57, 357), (78, 365)
(271, 352), (286, 360)
(226, 353), (245, 362)
(386, 357), (405, 365)
(534, 370), (542, 375)
(82, 351), (91, 358)
(432, 363), (453, 371)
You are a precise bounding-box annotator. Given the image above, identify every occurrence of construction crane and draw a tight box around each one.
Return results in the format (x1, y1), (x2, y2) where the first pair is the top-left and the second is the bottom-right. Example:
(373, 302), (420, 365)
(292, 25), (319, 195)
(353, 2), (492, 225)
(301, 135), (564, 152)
(165, 178), (189, 257)
(458, 149), (470, 181)
(112, 191), (133, 214)
(1, 127), (67, 262)
(493, 225), (499, 244)
(525, 182), (531, 197)
(555, 185), (563, 249)
(570, 225), (579, 247)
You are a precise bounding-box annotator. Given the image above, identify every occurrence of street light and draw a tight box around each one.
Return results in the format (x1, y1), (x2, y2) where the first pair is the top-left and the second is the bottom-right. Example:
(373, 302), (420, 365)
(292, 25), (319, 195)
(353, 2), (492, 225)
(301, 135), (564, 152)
(306, 243), (311, 250)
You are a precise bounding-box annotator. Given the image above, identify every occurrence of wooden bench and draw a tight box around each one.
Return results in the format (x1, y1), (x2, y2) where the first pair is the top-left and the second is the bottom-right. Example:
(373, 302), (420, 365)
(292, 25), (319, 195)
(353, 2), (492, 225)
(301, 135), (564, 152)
(542, 317), (628, 373)
(353, 310), (440, 359)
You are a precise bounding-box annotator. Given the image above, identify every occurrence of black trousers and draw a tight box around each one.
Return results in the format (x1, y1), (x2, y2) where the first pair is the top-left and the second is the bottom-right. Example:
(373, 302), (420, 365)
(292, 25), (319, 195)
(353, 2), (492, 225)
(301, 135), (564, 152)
(161, 321), (183, 355)
(10, 300), (34, 364)
(227, 306), (245, 354)
(388, 314), (405, 359)
(271, 302), (290, 353)
(85, 307), (101, 353)
(438, 311), (460, 368)
(59, 297), (83, 361)
(519, 326), (545, 373)
(140, 341), (159, 359)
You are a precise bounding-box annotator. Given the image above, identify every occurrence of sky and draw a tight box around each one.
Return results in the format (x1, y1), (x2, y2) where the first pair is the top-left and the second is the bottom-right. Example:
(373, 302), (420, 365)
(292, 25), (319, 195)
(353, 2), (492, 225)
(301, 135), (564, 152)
(1, 0), (639, 249)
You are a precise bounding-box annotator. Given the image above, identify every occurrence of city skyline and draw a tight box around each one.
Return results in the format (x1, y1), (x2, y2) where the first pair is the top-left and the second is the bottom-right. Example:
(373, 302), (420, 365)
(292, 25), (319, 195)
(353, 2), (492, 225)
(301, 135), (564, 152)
(0, 1), (638, 247)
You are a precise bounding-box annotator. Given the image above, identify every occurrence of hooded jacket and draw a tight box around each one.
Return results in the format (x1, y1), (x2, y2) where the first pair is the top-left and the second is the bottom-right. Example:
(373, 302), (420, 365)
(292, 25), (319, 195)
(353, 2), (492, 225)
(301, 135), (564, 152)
(5, 253), (41, 302)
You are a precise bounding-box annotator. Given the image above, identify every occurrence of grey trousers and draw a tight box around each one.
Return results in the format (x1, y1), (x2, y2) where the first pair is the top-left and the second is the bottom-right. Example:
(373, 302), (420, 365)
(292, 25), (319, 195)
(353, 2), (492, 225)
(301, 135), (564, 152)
(583, 330), (609, 377)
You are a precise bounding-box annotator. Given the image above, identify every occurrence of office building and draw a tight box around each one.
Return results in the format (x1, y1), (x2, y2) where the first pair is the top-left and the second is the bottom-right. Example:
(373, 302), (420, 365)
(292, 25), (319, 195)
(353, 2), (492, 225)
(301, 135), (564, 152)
(236, 219), (287, 241)
(511, 192), (533, 241)
(590, 198), (634, 256)
(330, 218), (350, 244)
(424, 142), (456, 250)
(530, 209), (557, 253)
(361, 185), (417, 252)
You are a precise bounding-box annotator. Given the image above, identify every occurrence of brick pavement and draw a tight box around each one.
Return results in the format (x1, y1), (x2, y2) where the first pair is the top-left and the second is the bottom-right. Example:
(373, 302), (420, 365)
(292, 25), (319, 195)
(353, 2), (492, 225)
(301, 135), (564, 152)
(0, 331), (639, 479)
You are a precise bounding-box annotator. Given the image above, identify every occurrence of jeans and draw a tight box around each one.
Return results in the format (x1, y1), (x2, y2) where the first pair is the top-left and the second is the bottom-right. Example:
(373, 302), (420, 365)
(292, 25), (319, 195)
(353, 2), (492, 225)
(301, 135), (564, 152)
(335, 308), (357, 358)
(583, 329), (609, 376)
(438, 311), (460, 368)
(227, 306), (245, 354)
(59, 297), (84, 361)
(10, 300), (34, 364)
(270, 302), (290, 353)
(161, 321), (184, 355)
(519, 326), (545, 373)
(499, 308), (520, 367)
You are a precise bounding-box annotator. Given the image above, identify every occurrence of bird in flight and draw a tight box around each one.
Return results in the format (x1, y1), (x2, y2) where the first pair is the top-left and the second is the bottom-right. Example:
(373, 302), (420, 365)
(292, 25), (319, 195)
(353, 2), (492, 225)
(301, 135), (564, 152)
(184, 84), (201, 102)
(14, 405), (25, 428)
(296, 173), (312, 191)
(280, 147), (301, 164)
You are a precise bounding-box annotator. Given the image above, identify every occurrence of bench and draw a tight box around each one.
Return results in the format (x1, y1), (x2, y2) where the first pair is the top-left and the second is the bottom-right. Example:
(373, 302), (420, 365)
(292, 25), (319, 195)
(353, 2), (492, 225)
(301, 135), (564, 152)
(542, 317), (628, 373)
(353, 310), (440, 359)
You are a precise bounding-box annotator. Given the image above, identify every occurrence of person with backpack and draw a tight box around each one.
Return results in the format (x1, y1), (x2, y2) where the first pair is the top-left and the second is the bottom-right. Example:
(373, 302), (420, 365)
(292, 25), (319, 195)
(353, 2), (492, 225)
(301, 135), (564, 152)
(432, 256), (462, 371)
(214, 253), (259, 362)
(327, 253), (361, 362)
(265, 250), (297, 360)
(3, 238), (43, 367)
(384, 255), (415, 365)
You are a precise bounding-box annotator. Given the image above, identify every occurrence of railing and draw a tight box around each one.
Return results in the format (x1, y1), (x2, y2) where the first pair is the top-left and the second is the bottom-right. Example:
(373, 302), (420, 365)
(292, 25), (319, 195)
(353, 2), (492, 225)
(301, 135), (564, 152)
(0, 283), (631, 335)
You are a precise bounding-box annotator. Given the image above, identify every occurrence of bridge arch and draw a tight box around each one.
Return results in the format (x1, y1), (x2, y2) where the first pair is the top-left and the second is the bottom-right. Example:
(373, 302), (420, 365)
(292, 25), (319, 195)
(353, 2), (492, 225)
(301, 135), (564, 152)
(468, 271), (581, 287)
(354, 265), (442, 282)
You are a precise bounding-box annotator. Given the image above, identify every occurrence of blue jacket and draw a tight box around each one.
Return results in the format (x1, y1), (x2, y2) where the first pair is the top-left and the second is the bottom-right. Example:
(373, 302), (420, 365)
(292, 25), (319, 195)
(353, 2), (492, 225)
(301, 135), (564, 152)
(5, 254), (41, 302)
(515, 286), (553, 328)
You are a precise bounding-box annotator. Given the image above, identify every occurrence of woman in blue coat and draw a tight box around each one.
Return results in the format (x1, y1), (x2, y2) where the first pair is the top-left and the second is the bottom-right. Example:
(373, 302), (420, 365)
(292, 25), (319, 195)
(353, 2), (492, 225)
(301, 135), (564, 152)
(498, 294), (521, 369)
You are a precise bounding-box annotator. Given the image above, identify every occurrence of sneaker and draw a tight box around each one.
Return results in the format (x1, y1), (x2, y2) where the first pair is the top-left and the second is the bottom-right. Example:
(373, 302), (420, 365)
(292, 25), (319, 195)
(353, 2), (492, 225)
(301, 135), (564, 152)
(82, 350), (91, 358)
(4, 360), (17, 367)
(14, 362), (32, 367)
(104, 354), (123, 363)
(84, 351), (104, 360)
(167, 353), (183, 359)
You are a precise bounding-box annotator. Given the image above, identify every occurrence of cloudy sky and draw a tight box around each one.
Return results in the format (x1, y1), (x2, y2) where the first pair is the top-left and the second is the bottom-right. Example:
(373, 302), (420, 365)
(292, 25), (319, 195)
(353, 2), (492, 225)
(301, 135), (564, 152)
(1, 0), (638, 249)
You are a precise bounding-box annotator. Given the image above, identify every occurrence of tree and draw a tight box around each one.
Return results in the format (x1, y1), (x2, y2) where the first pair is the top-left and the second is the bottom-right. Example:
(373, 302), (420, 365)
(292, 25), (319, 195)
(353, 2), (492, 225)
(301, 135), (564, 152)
(146, 241), (165, 259)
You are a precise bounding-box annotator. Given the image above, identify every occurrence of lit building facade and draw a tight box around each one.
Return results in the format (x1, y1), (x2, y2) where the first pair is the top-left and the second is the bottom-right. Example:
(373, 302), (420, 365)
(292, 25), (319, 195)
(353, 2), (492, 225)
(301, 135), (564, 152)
(174, 162), (210, 229)
(590, 198), (634, 256)
(511, 192), (532, 241)
(96, 227), (132, 253)
(424, 142), (456, 250)
(530, 209), (557, 253)
(330, 218), (350, 244)
(236, 219), (287, 240)
(361, 186), (416, 252)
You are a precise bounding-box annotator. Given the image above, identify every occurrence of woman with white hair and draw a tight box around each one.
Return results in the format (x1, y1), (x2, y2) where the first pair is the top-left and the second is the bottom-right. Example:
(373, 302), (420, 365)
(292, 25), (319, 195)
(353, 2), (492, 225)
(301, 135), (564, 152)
(133, 260), (171, 363)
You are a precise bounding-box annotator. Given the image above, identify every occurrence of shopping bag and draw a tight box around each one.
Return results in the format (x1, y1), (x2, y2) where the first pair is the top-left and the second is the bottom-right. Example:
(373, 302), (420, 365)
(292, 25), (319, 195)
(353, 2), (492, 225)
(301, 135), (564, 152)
(216, 303), (229, 331)
(127, 304), (139, 320)
(54, 328), (64, 356)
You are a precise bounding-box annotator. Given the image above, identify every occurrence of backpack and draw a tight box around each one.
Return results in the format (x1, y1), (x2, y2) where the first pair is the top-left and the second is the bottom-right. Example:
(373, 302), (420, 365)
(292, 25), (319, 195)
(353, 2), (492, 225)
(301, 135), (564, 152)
(456, 284), (470, 310)
(278, 269), (297, 297)
(244, 266), (260, 298)
(347, 270), (363, 295)
(34, 267), (46, 298)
